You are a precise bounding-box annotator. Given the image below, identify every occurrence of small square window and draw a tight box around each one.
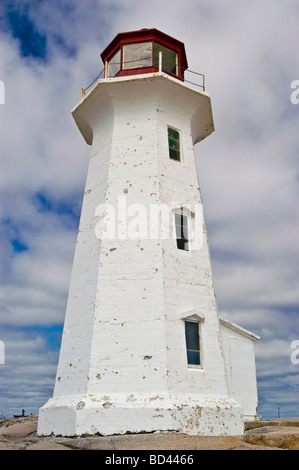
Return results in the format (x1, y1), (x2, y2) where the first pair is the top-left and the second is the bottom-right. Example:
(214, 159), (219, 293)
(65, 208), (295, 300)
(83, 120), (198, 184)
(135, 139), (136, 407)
(185, 321), (201, 366)
(168, 127), (180, 161)
(175, 211), (189, 251)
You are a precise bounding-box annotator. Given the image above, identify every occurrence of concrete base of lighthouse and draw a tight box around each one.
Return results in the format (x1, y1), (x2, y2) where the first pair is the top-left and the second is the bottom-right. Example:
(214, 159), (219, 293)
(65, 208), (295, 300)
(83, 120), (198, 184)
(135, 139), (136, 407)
(38, 393), (244, 437)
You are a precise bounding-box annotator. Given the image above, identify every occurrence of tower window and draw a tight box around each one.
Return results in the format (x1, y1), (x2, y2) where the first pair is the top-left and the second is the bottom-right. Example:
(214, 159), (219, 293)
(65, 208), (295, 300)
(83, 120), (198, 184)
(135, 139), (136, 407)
(175, 211), (189, 251)
(168, 127), (180, 161)
(185, 321), (201, 366)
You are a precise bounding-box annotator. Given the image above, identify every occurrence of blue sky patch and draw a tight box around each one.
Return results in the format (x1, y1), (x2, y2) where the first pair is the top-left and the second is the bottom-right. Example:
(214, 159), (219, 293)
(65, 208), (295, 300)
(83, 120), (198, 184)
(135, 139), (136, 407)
(52, 33), (77, 58)
(6, 6), (47, 60)
(11, 238), (28, 253)
(35, 191), (78, 216)
(34, 191), (80, 229)
(2, 218), (28, 255)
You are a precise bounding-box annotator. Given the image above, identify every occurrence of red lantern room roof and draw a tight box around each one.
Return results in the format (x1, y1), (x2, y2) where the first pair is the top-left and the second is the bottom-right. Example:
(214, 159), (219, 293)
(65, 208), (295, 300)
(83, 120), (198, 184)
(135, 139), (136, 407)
(100, 28), (188, 81)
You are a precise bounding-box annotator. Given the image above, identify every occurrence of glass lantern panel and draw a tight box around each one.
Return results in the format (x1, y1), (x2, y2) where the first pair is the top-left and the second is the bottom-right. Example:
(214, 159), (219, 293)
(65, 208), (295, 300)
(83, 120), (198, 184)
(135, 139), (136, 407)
(154, 42), (178, 76)
(107, 48), (121, 77)
(123, 42), (153, 70)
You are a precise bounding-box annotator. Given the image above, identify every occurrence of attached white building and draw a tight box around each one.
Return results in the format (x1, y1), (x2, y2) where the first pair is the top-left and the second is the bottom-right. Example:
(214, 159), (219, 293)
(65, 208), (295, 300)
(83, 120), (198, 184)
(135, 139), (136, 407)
(38, 28), (259, 437)
(220, 318), (260, 421)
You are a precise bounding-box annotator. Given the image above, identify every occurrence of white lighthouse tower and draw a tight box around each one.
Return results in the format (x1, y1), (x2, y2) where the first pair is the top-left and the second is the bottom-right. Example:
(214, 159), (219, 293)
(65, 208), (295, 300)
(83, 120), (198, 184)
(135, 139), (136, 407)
(38, 29), (259, 437)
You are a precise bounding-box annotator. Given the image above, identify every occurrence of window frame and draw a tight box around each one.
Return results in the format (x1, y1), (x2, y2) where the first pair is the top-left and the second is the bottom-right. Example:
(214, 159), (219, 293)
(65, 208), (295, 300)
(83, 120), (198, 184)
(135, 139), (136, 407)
(122, 41), (153, 70)
(107, 48), (121, 78)
(174, 209), (189, 252)
(168, 126), (181, 162)
(184, 319), (202, 369)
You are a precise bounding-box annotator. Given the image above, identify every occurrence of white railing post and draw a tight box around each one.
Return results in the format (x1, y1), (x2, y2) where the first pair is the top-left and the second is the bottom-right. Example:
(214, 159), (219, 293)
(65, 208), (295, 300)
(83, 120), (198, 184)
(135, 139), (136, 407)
(159, 51), (162, 73)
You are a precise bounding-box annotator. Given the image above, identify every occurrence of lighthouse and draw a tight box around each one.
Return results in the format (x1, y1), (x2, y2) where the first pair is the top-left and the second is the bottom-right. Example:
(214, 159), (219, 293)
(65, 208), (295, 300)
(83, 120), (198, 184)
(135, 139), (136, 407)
(38, 29), (259, 437)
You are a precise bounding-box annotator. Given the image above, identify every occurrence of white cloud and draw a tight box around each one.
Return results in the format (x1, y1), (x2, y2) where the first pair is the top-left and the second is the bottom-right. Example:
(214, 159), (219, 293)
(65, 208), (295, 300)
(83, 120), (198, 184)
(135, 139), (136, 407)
(0, 328), (59, 416)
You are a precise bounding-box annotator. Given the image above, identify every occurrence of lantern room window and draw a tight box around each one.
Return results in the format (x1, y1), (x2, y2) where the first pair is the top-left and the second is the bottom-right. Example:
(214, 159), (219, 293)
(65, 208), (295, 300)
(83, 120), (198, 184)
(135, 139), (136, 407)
(123, 42), (152, 70)
(154, 42), (178, 76)
(107, 48), (121, 78)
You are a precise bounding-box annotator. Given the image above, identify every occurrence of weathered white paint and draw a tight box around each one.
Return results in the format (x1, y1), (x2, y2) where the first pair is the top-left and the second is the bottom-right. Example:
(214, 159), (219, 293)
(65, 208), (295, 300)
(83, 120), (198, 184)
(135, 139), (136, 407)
(38, 71), (250, 437)
(220, 318), (260, 421)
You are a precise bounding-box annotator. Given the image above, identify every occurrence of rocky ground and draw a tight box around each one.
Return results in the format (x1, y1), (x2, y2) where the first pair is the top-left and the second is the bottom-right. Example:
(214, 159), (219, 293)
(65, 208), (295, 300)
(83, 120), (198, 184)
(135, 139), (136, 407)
(1, 415), (299, 450)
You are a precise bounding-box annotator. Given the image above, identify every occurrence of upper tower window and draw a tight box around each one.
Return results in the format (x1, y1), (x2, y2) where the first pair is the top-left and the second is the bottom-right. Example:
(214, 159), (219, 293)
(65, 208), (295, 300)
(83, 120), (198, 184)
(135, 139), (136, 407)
(168, 127), (180, 161)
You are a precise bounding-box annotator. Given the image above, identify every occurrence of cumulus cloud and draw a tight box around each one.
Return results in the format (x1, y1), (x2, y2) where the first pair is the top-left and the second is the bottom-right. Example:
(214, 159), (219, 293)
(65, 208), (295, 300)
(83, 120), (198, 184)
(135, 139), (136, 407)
(0, 0), (298, 419)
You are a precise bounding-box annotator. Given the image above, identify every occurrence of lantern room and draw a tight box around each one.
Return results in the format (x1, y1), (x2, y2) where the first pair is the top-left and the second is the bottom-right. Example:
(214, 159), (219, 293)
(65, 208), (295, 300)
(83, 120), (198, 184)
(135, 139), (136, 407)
(101, 28), (188, 81)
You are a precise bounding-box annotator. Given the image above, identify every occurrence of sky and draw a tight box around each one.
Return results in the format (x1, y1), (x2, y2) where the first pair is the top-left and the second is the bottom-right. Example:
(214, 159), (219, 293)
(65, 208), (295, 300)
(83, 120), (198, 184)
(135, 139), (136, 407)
(0, 0), (298, 420)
